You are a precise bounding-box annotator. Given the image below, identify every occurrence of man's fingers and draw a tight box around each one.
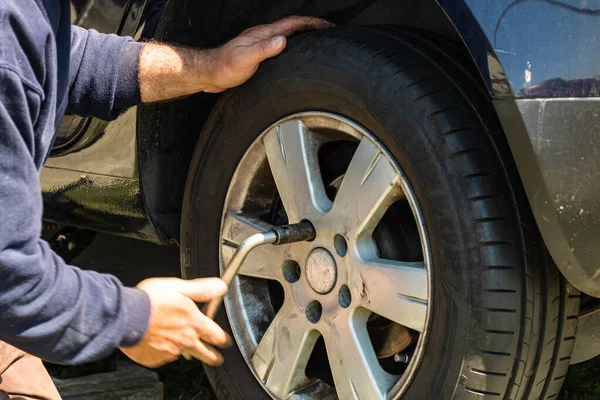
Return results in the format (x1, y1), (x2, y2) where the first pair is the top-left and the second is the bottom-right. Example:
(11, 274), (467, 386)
(195, 313), (233, 348)
(177, 278), (228, 302)
(245, 16), (332, 63)
(266, 16), (333, 37)
(247, 36), (287, 63)
(186, 340), (224, 366)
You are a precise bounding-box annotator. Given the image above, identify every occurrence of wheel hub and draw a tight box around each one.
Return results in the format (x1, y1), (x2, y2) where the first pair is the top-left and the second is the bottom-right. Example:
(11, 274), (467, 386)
(305, 247), (337, 294)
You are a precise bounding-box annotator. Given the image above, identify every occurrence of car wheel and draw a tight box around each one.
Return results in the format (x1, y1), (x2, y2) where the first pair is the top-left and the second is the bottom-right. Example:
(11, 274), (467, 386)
(180, 27), (580, 399)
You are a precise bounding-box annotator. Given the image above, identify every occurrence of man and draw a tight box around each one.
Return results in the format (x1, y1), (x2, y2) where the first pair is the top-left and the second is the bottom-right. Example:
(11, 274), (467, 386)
(0, 1), (330, 398)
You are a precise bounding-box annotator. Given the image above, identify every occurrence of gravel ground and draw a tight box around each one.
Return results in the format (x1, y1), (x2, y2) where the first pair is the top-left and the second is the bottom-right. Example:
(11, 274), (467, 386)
(70, 233), (600, 399)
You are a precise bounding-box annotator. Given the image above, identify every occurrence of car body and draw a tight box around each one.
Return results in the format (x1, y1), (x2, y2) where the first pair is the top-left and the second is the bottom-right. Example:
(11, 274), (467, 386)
(43, 0), (600, 396)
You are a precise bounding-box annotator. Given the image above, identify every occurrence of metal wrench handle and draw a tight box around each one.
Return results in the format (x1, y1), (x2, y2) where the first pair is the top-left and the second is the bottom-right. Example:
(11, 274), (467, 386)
(203, 220), (316, 319)
(182, 231), (277, 361)
(203, 231), (278, 319)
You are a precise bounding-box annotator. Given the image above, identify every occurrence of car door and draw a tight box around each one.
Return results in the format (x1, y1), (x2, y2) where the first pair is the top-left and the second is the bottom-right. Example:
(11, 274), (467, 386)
(55, 0), (146, 152)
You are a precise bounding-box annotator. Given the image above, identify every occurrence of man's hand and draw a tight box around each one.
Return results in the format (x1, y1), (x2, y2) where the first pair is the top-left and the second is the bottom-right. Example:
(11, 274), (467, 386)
(139, 16), (332, 102)
(201, 16), (333, 92)
(120, 277), (231, 368)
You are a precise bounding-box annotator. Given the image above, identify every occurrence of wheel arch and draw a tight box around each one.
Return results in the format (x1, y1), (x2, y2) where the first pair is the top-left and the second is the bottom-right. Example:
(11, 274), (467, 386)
(137, 0), (507, 244)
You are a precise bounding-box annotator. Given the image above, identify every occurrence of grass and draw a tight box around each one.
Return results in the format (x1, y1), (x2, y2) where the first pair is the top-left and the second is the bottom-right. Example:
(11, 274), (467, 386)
(157, 358), (215, 400)
(560, 356), (600, 400)
(159, 355), (600, 399)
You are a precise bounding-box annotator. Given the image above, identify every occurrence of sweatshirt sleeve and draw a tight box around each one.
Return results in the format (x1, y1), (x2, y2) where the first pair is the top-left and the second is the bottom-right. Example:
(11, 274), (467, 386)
(0, 66), (151, 364)
(66, 26), (145, 120)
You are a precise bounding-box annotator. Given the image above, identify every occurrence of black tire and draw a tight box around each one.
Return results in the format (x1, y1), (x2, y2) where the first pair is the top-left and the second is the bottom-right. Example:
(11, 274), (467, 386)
(180, 27), (580, 399)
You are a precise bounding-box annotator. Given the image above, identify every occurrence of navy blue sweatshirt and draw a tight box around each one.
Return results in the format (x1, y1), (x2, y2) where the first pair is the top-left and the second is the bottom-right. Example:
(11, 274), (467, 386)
(0, 0), (151, 364)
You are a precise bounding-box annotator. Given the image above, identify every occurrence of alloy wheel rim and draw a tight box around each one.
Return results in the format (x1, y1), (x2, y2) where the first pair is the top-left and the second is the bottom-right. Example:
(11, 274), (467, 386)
(220, 112), (432, 399)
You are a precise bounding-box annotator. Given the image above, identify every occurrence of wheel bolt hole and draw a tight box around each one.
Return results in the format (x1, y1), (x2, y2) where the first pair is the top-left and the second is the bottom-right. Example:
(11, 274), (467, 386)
(339, 285), (351, 308)
(334, 234), (348, 257)
(282, 260), (301, 283)
(306, 301), (322, 323)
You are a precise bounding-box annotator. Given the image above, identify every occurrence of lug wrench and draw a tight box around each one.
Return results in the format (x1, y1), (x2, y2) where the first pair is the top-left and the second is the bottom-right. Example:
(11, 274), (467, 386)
(182, 220), (316, 360)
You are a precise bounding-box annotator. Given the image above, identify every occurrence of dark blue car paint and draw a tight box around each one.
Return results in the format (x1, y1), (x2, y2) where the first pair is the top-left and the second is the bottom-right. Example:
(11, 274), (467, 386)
(443, 0), (600, 98)
(42, 0), (600, 294)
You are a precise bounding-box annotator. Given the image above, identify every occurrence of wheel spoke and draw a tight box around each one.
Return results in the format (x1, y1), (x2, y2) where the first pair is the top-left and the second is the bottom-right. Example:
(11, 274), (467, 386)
(263, 119), (331, 223)
(353, 258), (428, 332)
(324, 310), (396, 399)
(329, 137), (403, 239)
(221, 212), (290, 280)
(251, 302), (319, 398)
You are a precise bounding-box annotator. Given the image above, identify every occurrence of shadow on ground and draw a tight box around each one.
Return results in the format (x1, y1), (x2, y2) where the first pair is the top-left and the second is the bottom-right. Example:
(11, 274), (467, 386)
(69, 233), (600, 399)
(155, 358), (215, 400)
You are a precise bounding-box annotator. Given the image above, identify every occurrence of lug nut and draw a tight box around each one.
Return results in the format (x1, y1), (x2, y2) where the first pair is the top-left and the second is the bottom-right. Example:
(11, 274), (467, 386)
(282, 260), (301, 283)
(338, 284), (351, 308)
(334, 234), (347, 257)
(306, 300), (322, 323)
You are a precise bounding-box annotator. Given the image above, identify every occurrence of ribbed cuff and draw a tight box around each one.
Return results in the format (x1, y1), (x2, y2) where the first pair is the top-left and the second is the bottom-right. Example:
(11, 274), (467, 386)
(114, 41), (145, 109)
(120, 287), (151, 347)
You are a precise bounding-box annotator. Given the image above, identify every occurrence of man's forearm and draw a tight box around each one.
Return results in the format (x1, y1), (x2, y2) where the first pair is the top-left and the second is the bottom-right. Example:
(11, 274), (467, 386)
(139, 43), (215, 103)
(137, 16), (332, 104)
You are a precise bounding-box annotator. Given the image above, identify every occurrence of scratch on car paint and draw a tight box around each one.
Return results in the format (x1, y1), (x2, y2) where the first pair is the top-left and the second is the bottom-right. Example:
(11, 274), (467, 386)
(494, 49), (517, 55)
